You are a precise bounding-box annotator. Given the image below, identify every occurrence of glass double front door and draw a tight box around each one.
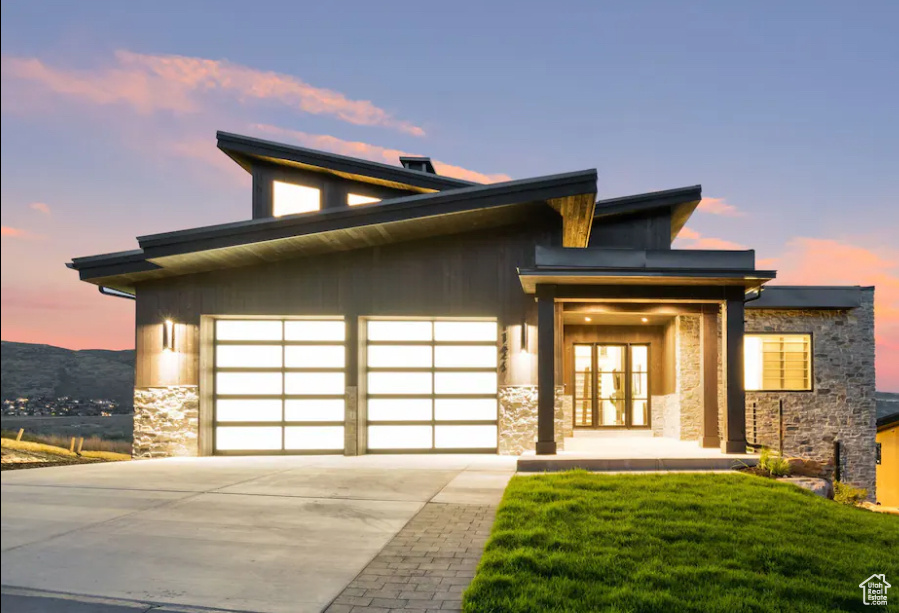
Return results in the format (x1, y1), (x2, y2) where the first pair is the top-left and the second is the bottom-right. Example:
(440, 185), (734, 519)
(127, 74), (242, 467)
(573, 343), (649, 428)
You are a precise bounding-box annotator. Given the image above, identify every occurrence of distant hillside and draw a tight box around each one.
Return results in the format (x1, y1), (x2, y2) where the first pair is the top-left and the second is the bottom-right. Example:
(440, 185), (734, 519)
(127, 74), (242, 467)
(878, 391), (899, 419)
(1, 341), (134, 406)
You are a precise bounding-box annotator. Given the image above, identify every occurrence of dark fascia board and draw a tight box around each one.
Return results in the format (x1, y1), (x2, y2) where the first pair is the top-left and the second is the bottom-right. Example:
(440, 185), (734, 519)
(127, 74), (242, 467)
(877, 411), (899, 430)
(136, 169), (597, 258)
(217, 131), (473, 192)
(68, 248), (160, 279)
(516, 269), (775, 294)
(593, 185), (702, 240)
(535, 246), (757, 270)
(747, 285), (871, 309)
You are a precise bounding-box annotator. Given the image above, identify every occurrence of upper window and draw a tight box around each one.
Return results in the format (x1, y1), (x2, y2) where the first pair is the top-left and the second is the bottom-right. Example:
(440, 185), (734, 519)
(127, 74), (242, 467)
(745, 334), (812, 391)
(347, 193), (381, 207)
(273, 181), (320, 216)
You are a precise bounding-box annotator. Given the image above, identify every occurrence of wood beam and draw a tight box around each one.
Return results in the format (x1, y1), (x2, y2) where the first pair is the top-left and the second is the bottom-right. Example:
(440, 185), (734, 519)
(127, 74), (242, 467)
(723, 290), (747, 453)
(548, 193), (596, 247)
(536, 284), (557, 455)
(701, 307), (720, 448)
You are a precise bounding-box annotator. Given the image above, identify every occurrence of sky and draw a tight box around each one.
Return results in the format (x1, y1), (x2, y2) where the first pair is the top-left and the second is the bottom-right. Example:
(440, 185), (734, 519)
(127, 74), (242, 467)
(1, 1), (897, 390)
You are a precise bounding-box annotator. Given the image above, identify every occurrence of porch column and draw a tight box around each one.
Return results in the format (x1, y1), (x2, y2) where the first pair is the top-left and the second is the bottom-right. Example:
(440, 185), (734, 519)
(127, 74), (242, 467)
(701, 307), (720, 448)
(535, 284), (557, 455)
(723, 289), (747, 453)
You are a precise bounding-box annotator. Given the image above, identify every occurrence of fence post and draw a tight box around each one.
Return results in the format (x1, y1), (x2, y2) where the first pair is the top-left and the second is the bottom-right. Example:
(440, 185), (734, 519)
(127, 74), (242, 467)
(833, 440), (842, 482)
(778, 399), (784, 456)
(69, 437), (76, 452)
(76, 437), (84, 455)
(16, 428), (24, 442)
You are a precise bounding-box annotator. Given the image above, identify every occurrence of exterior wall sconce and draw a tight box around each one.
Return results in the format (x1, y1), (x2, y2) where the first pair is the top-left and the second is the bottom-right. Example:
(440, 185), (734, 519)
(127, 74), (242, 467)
(163, 319), (175, 352)
(520, 321), (529, 352)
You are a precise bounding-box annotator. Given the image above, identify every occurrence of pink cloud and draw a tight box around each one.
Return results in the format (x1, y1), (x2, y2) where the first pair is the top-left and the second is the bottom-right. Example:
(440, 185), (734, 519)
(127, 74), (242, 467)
(770, 237), (899, 391)
(697, 197), (745, 217)
(1, 225), (40, 239)
(29, 202), (51, 215)
(675, 226), (747, 250)
(2, 51), (425, 136)
(252, 124), (512, 184)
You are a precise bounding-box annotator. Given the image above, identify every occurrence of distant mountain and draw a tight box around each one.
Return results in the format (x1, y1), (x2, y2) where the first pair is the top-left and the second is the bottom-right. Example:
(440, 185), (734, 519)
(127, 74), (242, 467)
(878, 391), (899, 420)
(1, 341), (134, 406)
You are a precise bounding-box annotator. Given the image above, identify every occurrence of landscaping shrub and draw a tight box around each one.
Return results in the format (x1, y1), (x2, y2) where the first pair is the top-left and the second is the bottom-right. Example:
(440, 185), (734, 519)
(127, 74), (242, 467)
(759, 447), (792, 477)
(833, 481), (868, 506)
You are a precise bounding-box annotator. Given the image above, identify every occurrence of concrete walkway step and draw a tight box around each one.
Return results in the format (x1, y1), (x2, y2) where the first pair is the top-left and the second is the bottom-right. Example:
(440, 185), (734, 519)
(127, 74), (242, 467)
(517, 454), (758, 473)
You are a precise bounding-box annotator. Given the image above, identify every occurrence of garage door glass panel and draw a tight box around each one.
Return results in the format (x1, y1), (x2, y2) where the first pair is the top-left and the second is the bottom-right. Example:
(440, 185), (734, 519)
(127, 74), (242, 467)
(364, 319), (498, 452)
(284, 345), (344, 368)
(368, 371), (432, 395)
(285, 372), (345, 395)
(284, 320), (345, 341)
(215, 399), (283, 422)
(216, 372), (283, 396)
(368, 425), (432, 449)
(435, 425), (497, 449)
(216, 320), (283, 341)
(367, 345), (433, 368)
(434, 345), (496, 368)
(215, 426), (282, 450)
(367, 398), (433, 421)
(434, 399), (497, 421)
(216, 345), (283, 368)
(285, 426), (344, 450)
(435, 372), (497, 395)
(284, 399), (345, 422)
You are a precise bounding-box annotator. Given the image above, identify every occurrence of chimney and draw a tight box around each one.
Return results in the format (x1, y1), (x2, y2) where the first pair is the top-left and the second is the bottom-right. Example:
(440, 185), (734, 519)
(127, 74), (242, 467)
(399, 156), (437, 174)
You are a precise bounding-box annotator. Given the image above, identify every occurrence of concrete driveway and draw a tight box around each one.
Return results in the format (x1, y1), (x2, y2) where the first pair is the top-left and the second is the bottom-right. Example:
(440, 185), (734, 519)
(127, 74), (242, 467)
(1, 455), (515, 612)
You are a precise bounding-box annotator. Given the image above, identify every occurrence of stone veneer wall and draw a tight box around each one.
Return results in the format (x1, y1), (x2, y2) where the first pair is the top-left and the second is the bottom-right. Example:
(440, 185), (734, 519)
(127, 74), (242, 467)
(498, 385), (567, 455)
(651, 394), (681, 439)
(676, 315), (702, 441)
(133, 386), (199, 458)
(745, 290), (876, 495)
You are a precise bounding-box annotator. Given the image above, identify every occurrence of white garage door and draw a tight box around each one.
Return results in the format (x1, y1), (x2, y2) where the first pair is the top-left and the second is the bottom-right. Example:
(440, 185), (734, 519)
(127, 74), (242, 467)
(365, 319), (498, 452)
(213, 318), (346, 454)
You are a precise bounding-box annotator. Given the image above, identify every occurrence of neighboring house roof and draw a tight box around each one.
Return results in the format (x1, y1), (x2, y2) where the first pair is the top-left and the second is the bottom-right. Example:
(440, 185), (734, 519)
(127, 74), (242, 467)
(878, 412), (899, 431)
(746, 285), (873, 309)
(69, 168), (598, 293)
(592, 185), (702, 241)
(217, 131), (473, 193)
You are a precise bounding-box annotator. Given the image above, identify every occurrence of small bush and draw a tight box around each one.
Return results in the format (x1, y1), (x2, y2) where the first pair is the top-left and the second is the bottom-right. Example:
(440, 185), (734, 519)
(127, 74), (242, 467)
(759, 447), (792, 478)
(833, 481), (867, 506)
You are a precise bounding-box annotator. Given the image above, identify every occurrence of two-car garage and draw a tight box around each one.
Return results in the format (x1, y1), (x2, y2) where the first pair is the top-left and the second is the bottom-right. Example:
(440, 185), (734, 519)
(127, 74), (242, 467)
(212, 318), (499, 455)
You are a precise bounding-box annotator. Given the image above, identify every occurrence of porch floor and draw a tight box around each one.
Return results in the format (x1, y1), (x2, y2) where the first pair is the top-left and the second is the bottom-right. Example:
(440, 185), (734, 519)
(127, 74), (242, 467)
(517, 434), (759, 472)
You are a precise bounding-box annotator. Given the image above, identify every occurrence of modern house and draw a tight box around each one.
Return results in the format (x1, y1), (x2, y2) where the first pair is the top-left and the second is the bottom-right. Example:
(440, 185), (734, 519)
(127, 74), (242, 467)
(68, 131), (877, 493)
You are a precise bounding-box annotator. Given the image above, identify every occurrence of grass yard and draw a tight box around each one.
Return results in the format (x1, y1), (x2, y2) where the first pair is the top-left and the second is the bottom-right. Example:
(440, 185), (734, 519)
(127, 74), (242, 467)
(464, 472), (899, 613)
(1, 436), (130, 469)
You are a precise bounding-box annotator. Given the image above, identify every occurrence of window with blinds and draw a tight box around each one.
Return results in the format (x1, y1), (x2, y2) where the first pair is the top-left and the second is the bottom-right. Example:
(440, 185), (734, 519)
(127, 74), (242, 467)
(744, 334), (812, 391)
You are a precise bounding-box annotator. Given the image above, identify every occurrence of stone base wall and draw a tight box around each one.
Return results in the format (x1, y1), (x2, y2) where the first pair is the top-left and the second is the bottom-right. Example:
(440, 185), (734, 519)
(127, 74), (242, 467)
(676, 315), (702, 441)
(133, 386), (199, 458)
(498, 385), (567, 455)
(651, 394), (680, 439)
(745, 292), (876, 496)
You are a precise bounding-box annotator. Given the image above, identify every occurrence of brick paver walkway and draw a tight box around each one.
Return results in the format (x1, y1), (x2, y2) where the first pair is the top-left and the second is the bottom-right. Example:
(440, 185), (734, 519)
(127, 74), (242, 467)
(324, 503), (496, 613)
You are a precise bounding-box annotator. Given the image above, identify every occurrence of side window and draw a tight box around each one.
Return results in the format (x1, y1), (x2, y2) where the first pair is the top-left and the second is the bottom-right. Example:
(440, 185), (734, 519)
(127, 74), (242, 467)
(745, 334), (812, 391)
(272, 181), (320, 216)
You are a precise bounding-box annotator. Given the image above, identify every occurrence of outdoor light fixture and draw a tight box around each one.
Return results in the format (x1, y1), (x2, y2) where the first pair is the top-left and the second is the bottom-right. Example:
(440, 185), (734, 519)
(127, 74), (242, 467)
(520, 321), (529, 351)
(162, 319), (175, 352)
(584, 316), (592, 322)
(641, 317), (649, 323)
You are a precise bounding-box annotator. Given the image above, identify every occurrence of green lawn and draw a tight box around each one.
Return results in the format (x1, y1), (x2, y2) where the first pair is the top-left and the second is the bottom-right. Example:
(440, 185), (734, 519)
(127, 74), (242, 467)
(463, 472), (899, 613)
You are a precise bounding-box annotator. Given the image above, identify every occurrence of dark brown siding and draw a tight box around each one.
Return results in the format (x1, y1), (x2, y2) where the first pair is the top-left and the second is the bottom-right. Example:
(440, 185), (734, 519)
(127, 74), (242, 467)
(135, 218), (559, 387)
(589, 211), (672, 250)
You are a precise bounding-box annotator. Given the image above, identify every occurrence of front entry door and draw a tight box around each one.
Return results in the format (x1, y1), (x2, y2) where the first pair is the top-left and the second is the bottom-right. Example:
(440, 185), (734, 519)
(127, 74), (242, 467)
(573, 343), (650, 429)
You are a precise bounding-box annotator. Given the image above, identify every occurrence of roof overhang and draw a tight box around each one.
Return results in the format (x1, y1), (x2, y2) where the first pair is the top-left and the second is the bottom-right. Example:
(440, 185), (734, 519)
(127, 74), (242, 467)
(217, 131), (474, 193)
(518, 246), (775, 294)
(592, 185), (702, 241)
(746, 285), (871, 309)
(70, 170), (598, 293)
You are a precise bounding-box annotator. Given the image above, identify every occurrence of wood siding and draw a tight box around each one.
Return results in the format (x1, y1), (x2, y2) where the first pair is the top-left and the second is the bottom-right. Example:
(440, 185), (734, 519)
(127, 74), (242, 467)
(588, 211), (672, 250)
(134, 218), (560, 388)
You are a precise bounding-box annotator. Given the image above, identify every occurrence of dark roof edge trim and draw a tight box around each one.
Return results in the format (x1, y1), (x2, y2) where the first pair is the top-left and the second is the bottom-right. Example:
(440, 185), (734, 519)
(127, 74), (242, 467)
(593, 185), (702, 218)
(746, 286), (870, 309)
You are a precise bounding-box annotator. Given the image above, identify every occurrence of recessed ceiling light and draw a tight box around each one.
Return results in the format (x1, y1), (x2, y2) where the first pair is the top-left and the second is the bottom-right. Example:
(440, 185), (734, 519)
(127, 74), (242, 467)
(641, 317), (649, 323)
(585, 316), (592, 322)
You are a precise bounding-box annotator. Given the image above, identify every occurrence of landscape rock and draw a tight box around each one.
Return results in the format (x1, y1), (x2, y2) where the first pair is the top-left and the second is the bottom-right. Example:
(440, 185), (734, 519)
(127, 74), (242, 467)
(780, 477), (834, 499)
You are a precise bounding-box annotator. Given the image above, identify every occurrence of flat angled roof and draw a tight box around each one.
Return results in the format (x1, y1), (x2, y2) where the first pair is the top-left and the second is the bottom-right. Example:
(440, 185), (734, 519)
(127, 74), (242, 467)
(593, 185), (702, 240)
(217, 131), (474, 193)
(747, 285), (872, 309)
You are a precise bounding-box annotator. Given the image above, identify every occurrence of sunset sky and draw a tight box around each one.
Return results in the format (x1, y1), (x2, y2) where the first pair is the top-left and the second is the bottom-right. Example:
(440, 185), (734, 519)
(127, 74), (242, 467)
(1, 1), (896, 390)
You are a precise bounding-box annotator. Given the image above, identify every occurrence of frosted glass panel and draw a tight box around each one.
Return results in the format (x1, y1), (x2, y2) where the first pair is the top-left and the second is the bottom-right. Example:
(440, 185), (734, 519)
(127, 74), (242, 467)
(284, 426), (344, 450)
(367, 425), (432, 449)
(273, 181), (320, 216)
(435, 425), (497, 449)
(434, 321), (497, 342)
(285, 399), (345, 422)
(368, 345), (432, 368)
(368, 399), (432, 421)
(347, 193), (380, 206)
(216, 372), (282, 395)
(216, 320), (282, 341)
(284, 320), (345, 341)
(215, 399), (282, 422)
(434, 345), (496, 368)
(215, 426), (282, 451)
(216, 345), (282, 368)
(285, 345), (345, 368)
(285, 372), (345, 395)
(434, 372), (497, 395)
(434, 399), (497, 421)
(367, 320), (432, 341)
(368, 372), (432, 395)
